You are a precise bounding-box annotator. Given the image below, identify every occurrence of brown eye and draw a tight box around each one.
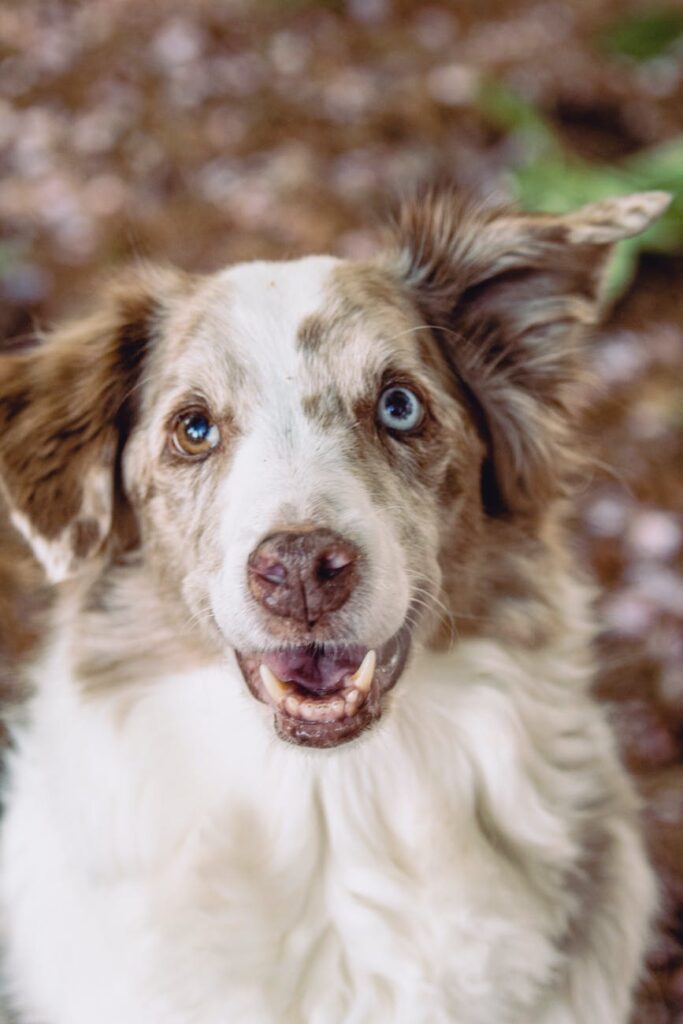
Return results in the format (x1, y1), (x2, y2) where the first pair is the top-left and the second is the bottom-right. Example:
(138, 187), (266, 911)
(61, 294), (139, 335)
(172, 410), (220, 459)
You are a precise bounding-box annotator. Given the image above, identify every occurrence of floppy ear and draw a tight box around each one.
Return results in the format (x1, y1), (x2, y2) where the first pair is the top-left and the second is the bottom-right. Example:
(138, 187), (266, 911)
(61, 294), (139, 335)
(0, 267), (186, 581)
(389, 189), (670, 515)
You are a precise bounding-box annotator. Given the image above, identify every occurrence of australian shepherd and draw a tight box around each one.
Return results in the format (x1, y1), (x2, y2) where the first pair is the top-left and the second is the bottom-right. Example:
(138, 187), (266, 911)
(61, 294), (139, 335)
(0, 188), (670, 1023)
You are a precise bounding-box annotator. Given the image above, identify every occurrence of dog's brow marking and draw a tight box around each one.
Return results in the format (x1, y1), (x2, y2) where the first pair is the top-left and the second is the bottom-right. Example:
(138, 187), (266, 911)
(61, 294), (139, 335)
(300, 391), (345, 429)
(297, 314), (328, 353)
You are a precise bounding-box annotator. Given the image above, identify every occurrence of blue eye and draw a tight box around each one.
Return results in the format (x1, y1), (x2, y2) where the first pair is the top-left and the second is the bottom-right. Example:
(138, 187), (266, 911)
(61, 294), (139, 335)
(377, 386), (424, 434)
(172, 410), (220, 458)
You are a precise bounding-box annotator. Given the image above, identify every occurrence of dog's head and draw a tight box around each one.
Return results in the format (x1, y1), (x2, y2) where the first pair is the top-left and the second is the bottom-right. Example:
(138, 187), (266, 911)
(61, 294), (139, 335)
(0, 190), (669, 747)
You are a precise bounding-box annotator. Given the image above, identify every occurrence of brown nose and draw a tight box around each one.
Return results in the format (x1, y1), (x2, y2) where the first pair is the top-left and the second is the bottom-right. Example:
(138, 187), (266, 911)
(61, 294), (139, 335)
(247, 528), (360, 627)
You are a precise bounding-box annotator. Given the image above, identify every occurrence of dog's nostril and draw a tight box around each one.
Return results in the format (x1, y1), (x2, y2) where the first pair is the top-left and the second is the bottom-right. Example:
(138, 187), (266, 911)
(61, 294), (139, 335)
(317, 548), (353, 582)
(251, 557), (288, 586)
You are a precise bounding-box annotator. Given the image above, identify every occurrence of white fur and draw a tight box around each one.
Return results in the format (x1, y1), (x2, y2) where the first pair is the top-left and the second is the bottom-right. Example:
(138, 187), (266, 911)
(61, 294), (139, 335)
(8, 508), (74, 584)
(0, 578), (653, 1024)
(9, 466), (112, 584)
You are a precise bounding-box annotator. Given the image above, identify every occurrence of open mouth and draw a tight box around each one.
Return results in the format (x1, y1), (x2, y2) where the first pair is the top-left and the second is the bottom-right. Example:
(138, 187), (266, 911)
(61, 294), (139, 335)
(235, 621), (412, 748)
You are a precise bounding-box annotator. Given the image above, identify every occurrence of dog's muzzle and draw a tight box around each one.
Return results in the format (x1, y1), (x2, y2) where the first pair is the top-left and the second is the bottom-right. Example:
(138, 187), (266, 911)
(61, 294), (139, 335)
(236, 526), (415, 747)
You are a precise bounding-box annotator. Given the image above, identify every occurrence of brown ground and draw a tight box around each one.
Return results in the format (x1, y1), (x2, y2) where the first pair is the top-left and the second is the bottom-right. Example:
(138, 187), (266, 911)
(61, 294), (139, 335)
(0, 1), (681, 1020)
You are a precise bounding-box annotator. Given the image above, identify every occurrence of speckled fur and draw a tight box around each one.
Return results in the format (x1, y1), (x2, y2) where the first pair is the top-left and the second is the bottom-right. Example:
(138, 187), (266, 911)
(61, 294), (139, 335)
(0, 190), (670, 1024)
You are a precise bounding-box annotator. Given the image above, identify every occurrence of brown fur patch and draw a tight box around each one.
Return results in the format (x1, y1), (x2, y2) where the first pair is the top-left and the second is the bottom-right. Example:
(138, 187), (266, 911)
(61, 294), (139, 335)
(300, 391), (345, 429)
(297, 314), (329, 353)
(384, 189), (613, 517)
(71, 517), (102, 560)
(0, 267), (191, 570)
(330, 262), (420, 326)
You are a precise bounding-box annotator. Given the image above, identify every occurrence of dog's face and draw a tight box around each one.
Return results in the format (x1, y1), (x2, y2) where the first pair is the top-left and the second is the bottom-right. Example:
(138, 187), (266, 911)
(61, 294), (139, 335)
(120, 256), (485, 746)
(0, 190), (669, 747)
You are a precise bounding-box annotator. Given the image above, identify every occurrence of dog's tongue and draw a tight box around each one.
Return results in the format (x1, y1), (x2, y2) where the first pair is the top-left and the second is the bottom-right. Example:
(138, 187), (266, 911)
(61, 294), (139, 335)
(262, 646), (366, 696)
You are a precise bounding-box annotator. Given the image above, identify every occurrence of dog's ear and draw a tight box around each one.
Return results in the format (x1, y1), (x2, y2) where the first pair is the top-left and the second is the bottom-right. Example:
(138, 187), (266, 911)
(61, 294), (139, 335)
(0, 267), (187, 581)
(389, 189), (670, 515)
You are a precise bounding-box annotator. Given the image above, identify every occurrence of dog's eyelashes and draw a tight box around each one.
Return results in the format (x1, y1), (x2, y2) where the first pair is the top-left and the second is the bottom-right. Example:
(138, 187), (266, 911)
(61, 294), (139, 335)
(172, 410), (220, 459)
(377, 386), (424, 435)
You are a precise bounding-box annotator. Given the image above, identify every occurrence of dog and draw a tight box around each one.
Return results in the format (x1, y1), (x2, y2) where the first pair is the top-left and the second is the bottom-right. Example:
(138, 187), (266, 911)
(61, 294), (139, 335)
(0, 188), (670, 1024)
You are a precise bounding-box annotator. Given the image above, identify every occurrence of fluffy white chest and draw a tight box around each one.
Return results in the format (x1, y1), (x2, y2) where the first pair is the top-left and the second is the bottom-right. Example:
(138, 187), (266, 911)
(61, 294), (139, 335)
(0, 645), (630, 1024)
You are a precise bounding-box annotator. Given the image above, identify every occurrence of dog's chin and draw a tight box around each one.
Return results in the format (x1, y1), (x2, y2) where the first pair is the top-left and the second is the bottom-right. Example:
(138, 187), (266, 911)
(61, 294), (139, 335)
(234, 620), (413, 749)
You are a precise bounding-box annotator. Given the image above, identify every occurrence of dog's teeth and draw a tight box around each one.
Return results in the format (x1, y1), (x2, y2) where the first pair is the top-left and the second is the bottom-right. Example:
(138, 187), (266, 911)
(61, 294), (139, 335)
(345, 694), (365, 717)
(329, 698), (345, 721)
(348, 650), (376, 695)
(285, 694), (301, 716)
(301, 701), (318, 722)
(259, 664), (291, 705)
(263, 652), (377, 723)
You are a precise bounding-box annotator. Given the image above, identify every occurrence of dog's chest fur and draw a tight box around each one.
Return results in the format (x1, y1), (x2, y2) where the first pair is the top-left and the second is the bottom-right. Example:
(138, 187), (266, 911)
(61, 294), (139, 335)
(2, 591), (632, 1024)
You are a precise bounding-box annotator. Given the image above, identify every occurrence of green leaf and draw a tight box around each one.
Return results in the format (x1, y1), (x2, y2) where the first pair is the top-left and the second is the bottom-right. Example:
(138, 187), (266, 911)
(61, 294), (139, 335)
(475, 78), (683, 301)
(600, 9), (683, 63)
(602, 238), (640, 306)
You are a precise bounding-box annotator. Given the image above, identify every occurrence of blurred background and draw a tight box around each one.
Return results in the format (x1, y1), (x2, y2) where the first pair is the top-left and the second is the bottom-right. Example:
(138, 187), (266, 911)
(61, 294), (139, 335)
(0, 1), (681, 1019)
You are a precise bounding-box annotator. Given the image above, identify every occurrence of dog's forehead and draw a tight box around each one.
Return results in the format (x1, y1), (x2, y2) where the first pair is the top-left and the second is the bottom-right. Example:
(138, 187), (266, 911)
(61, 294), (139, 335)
(150, 255), (430, 428)
(210, 256), (342, 371)
(182, 256), (421, 381)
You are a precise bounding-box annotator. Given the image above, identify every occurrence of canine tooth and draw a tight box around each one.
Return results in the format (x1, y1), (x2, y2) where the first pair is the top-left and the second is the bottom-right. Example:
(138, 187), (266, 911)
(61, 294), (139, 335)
(346, 688), (360, 706)
(259, 664), (291, 705)
(348, 650), (376, 695)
